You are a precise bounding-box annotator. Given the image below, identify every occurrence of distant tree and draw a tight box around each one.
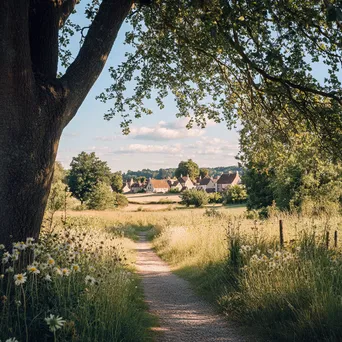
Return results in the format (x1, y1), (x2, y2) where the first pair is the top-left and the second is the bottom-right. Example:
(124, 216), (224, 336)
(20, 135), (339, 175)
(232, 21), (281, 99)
(47, 181), (70, 212)
(199, 168), (209, 178)
(175, 159), (200, 181)
(140, 176), (147, 183)
(111, 172), (123, 193)
(223, 185), (247, 204)
(157, 168), (168, 179)
(53, 162), (66, 184)
(68, 152), (111, 204)
(87, 182), (114, 210)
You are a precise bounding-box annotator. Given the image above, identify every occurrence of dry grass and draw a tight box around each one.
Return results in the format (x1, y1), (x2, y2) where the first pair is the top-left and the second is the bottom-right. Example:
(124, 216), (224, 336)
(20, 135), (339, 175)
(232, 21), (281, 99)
(125, 193), (182, 203)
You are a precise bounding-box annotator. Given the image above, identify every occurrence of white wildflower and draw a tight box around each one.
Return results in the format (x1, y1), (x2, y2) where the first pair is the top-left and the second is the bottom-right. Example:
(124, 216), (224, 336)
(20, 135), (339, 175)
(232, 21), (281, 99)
(27, 265), (40, 275)
(85, 275), (96, 286)
(47, 257), (55, 267)
(45, 314), (66, 332)
(14, 273), (27, 286)
(61, 268), (70, 277)
(71, 264), (81, 273)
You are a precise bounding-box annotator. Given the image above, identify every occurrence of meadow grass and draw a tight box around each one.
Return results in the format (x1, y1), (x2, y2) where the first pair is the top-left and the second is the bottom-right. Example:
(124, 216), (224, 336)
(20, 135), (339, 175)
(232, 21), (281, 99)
(150, 208), (342, 341)
(0, 215), (156, 342)
(43, 207), (342, 341)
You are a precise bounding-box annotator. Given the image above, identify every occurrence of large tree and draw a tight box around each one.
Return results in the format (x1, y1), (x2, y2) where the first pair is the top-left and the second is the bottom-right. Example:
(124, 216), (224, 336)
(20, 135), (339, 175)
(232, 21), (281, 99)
(2, 0), (342, 246)
(175, 159), (200, 180)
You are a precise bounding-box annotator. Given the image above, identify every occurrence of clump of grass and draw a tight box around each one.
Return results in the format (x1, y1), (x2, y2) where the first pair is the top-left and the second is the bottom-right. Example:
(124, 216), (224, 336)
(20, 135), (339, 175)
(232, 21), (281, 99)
(0, 217), (153, 342)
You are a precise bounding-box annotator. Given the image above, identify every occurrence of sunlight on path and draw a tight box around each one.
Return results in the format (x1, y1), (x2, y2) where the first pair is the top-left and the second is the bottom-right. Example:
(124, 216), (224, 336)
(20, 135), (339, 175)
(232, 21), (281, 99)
(136, 233), (259, 342)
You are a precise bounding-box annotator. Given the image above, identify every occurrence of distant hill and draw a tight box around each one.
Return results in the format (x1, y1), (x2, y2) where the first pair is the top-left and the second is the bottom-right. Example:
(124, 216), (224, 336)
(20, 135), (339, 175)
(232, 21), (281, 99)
(123, 166), (242, 181)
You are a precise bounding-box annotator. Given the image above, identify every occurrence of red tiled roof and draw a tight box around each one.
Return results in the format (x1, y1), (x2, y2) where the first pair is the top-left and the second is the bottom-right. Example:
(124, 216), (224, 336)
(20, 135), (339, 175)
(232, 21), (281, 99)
(150, 179), (170, 189)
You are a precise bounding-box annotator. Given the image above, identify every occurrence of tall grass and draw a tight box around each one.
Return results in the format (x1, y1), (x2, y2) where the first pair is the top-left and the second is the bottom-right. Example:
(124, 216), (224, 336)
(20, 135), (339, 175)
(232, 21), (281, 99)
(0, 216), (154, 342)
(151, 209), (342, 341)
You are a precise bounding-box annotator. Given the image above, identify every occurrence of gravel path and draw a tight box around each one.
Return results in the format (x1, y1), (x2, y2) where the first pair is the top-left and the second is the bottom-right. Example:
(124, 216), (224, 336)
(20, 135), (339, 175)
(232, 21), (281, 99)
(136, 233), (258, 342)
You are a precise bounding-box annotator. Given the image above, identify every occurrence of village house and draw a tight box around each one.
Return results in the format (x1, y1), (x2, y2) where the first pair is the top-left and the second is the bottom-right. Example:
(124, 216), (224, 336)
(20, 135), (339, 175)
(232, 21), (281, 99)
(177, 175), (196, 191)
(167, 178), (183, 192)
(145, 179), (170, 193)
(130, 181), (145, 193)
(122, 182), (131, 193)
(215, 171), (241, 192)
(197, 176), (216, 193)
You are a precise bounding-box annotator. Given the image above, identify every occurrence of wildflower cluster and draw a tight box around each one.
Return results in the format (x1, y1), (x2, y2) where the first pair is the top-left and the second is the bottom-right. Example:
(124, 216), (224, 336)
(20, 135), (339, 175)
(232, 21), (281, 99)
(0, 218), (134, 342)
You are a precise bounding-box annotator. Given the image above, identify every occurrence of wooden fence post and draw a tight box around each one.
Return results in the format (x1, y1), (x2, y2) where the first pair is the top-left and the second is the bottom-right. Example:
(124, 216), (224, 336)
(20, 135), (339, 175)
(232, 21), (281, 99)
(326, 231), (330, 249)
(334, 230), (338, 248)
(279, 220), (284, 248)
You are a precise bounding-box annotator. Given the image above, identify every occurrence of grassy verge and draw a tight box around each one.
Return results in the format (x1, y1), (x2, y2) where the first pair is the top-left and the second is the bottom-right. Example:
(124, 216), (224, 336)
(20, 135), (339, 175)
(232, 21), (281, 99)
(152, 211), (342, 341)
(0, 215), (157, 342)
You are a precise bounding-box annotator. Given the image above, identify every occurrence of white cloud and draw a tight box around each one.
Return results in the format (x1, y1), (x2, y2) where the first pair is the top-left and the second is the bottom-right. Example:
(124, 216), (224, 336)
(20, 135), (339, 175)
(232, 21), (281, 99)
(117, 143), (182, 154)
(94, 135), (121, 141)
(129, 119), (205, 140)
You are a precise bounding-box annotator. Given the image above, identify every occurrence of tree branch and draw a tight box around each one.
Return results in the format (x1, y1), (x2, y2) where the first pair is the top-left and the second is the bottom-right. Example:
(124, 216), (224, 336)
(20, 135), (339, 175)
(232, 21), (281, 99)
(61, 0), (133, 127)
(229, 27), (342, 105)
(59, 0), (78, 28)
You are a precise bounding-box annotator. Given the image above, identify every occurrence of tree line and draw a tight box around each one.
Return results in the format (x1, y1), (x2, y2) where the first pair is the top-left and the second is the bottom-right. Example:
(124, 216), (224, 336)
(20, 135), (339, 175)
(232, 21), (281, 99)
(124, 163), (242, 181)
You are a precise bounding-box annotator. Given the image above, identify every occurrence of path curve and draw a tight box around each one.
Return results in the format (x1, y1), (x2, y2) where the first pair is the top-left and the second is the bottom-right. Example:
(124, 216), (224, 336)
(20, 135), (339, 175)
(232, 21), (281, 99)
(136, 233), (257, 342)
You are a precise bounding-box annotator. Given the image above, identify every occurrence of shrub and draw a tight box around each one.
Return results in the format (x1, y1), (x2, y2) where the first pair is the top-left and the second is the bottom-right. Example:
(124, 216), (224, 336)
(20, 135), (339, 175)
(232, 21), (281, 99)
(114, 192), (129, 207)
(222, 185), (247, 204)
(169, 188), (181, 193)
(208, 192), (223, 204)
(204, 208), (223, 218)
(181, 189), (209, 207)
(87, 182), (114, 210)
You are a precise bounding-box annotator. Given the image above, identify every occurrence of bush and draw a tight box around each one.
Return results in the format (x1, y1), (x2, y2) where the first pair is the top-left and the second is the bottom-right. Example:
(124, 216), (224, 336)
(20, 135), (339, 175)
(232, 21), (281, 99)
(204, 208), (223, 218)
(114, 192), (129, 207)
(181, 189), (209, 207)
(222, 185), (247, 204)
(208, 192), (222, 204)
(169, 188), (181, 193)
(87, 182), (115, 210)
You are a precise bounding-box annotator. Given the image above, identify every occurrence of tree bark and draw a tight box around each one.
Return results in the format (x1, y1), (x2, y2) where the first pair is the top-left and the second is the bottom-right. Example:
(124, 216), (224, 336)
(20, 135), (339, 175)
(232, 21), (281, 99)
(0, 0), (133, 247)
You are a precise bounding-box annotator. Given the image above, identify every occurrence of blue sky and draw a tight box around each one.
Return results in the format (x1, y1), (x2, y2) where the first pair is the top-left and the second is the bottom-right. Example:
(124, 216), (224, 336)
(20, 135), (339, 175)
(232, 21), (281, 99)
(57, 8), (240, 172)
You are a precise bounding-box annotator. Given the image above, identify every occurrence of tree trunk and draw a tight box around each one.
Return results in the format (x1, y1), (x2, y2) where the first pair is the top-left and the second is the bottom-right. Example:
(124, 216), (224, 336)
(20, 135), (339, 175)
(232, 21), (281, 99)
(0, 97), (65, 247)
(0, 0), (133, 247)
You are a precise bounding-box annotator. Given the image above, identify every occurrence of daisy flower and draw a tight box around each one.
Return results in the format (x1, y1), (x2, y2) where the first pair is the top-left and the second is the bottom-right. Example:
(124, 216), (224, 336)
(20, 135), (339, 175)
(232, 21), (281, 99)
(85, 275), (96, 286)
(47, 257), (55, 267)
(14, 273), (27, 286)
(45, 314), (66, 332)
(61, 268), (70, 277)
(27, 265), (40, 275)
(71, 264), (81, 273)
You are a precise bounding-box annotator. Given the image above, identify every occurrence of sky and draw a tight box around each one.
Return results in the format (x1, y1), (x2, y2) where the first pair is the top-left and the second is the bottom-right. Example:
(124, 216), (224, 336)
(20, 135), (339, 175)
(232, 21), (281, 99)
(56, 6), (240, 173)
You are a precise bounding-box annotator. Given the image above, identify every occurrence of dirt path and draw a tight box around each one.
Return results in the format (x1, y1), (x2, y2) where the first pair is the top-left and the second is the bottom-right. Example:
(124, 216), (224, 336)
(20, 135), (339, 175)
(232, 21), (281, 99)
(136, 233), (258, 342)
